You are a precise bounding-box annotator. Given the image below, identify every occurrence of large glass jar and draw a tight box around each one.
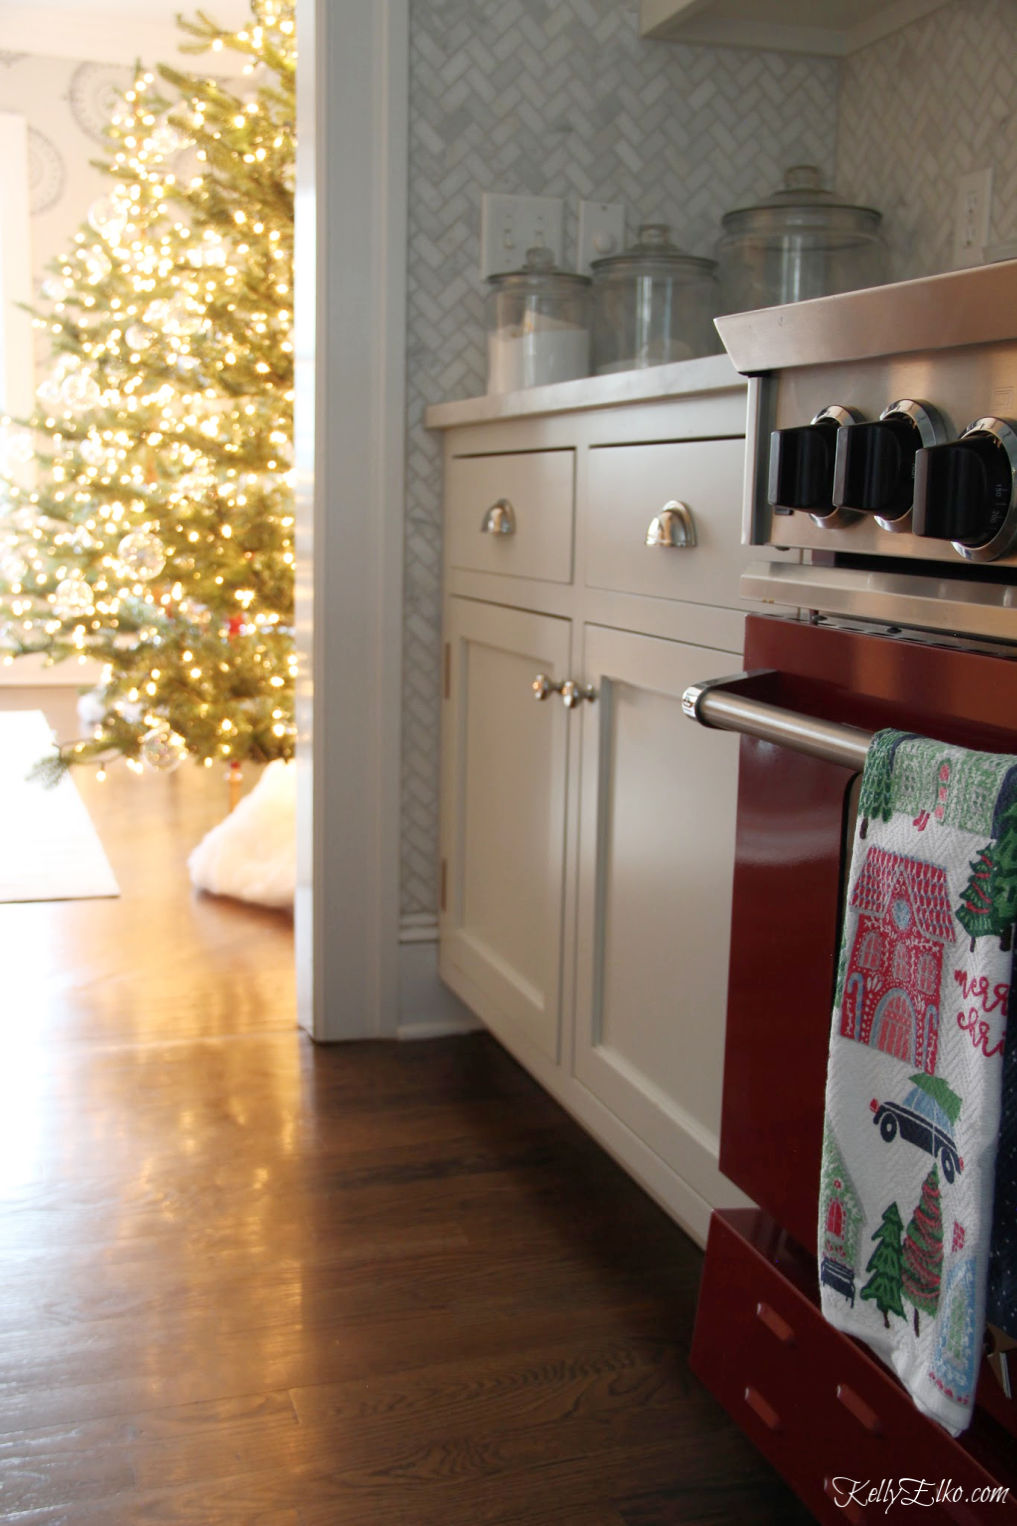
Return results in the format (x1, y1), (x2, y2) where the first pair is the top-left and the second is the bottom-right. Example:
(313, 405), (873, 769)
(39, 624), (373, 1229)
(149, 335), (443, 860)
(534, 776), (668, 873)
(485, 247), (591, 393)
(590, 224), (719, 373)
(716, 166), (887, 315)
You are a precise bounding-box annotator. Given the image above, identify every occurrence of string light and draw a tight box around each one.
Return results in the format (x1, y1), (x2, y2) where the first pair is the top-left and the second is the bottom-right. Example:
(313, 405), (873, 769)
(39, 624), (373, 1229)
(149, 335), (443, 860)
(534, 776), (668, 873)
(0, 0), (295, 783)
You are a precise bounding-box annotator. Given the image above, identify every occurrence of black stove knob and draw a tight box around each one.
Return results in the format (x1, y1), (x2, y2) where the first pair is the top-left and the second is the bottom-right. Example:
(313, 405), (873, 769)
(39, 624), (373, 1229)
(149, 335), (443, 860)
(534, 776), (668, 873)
(832, 416), (920, 520)
(912, 431), (1014, 548)
(768, 419), (839, 513)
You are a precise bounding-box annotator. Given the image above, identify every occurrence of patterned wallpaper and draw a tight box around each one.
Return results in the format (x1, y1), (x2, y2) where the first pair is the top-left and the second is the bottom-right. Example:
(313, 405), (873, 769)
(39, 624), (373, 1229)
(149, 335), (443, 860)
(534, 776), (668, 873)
(402, 0), (840, 918)
(836, 0), (1017, 283)
(0, 53), (133, 289)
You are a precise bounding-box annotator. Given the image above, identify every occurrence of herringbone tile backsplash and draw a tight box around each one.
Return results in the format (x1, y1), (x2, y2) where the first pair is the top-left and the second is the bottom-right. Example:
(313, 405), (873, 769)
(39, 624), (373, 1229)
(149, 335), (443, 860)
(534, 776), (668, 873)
(836, 0), (1017, 282)
(401, 0), (840, 918)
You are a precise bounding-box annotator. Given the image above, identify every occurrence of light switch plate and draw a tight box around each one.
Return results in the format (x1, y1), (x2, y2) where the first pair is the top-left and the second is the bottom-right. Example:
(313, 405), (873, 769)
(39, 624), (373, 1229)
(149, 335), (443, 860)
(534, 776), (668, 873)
(480, 193), (564, 280)
(576, 200), (625, 274)
(952, 167), (992, 269)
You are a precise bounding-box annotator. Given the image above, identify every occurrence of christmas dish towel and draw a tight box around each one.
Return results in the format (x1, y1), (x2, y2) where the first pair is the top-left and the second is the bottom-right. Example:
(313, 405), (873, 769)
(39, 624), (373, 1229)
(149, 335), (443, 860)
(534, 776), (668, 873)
(987, 986), (1017, 1340)
(819, 729), (1017, 1435)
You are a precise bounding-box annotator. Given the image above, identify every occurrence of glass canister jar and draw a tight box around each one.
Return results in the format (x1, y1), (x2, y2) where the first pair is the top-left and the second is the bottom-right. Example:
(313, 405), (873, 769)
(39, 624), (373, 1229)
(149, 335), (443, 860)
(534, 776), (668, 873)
(485, 247), (591, 393)
(716, 165), (887, 315)
(590, 224), (719, 374)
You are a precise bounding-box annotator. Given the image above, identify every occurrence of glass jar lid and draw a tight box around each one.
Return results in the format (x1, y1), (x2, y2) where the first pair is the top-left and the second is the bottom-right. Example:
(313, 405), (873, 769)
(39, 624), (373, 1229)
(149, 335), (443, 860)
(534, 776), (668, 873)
(721, 166), (882, 236)
(591, 223), (716, 278)
(487, 245), (590, 291)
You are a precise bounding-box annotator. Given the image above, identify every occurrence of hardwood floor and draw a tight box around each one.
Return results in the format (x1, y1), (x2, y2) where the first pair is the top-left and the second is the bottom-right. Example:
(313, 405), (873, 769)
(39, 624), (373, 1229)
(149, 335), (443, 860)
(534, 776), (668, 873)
(0, 744), (815, 1524)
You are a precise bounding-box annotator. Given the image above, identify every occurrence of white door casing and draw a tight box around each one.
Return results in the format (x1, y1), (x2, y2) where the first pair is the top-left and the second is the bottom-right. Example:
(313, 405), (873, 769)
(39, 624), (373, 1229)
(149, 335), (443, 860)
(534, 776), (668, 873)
(294, 0), (408, 1039)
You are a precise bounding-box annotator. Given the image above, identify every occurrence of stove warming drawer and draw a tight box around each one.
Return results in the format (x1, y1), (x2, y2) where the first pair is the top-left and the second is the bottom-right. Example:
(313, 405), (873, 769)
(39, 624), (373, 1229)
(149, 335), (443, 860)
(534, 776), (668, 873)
(692, 1209), (1017, 1525)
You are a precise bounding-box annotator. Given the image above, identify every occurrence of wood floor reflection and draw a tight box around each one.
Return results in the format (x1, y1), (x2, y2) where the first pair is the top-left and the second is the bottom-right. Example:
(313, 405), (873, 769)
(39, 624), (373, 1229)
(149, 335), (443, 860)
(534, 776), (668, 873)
(0, 750), (815, 1524)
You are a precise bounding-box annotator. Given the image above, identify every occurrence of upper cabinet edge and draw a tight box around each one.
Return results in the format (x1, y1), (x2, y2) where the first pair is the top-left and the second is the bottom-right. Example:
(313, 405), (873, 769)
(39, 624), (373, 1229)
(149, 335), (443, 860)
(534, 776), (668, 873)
(638, 0), (949, 56)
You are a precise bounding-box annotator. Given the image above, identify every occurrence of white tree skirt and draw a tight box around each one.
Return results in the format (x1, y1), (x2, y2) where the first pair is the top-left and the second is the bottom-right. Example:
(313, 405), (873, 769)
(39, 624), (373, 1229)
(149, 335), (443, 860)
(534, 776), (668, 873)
(188, 758), (295, 909)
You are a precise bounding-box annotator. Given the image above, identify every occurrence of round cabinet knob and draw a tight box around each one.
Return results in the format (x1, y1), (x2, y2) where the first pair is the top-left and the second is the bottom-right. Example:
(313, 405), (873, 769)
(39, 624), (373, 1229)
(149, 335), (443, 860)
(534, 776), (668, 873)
(646, 501), (696, 548)
(561, 679), (598, 709)
(767, 404), (862, 523)
(532, 673), (564, 701)
(481, 498), (516, 535)
(832, 400), (945, 529)
(912, 417), (1017, 561)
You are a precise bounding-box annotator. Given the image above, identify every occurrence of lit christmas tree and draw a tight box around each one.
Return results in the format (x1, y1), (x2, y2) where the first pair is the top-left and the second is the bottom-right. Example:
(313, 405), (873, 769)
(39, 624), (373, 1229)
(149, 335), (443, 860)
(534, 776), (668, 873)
(0, 0), (295, 783)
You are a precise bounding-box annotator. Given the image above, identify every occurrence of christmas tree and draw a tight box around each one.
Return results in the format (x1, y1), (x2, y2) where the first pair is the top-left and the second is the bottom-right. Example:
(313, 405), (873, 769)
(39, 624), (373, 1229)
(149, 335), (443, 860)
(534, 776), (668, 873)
(957, 844), (998, 950)
(956, 801), (1017, 952)
(860, 1200), (906, 1329)
(857, 730), (900, 840)
(902, 1165), (943, 1336)
(0, 0), (295, 782)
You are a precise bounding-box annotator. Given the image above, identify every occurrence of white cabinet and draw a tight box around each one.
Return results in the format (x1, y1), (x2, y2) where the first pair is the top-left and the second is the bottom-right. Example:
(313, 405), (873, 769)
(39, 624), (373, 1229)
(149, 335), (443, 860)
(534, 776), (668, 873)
(440, 598), (571, 1067)
(445, 449), (575, 584)
(429, 359), (777, 1244)
(585, 438), (746, 606)
(638, 0), (948, 56)
(573, 624), (742, 1216)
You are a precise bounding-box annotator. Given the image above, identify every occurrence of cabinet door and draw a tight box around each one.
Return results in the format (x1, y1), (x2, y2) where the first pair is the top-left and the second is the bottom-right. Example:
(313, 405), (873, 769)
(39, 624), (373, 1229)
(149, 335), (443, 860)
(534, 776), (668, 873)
(573, 623), (746, 1212)
(440, 598), (572, 1065)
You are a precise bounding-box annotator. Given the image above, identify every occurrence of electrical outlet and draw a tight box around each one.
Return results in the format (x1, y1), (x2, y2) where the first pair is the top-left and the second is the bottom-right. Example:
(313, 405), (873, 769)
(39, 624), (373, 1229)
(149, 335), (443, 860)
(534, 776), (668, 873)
(952, 168), (993, 269)
(576, 200), (626, 274)
(480, 194), (564, 280)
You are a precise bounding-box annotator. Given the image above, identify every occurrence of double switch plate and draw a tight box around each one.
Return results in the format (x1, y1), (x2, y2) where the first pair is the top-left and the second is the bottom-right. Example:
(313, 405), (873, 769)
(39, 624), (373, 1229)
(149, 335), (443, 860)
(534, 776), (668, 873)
(480, 193), (625, 279)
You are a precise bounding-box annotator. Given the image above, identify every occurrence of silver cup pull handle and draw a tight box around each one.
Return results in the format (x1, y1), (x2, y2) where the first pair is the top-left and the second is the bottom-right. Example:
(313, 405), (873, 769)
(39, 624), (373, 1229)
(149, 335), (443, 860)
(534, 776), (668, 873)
(481, 498), (516, 535)
(645, 500), (696, 548)
(532, 673), (564, 701)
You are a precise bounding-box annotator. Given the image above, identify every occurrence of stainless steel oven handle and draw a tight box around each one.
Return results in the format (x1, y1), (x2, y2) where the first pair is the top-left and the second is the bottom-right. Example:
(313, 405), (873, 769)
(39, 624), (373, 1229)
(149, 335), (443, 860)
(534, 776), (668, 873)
(682, 671), (872, 770)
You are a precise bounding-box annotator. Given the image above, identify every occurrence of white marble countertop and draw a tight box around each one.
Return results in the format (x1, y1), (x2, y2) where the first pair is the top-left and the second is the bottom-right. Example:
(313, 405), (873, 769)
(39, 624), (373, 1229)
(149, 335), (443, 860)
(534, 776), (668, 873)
(424, 351), (743, 430)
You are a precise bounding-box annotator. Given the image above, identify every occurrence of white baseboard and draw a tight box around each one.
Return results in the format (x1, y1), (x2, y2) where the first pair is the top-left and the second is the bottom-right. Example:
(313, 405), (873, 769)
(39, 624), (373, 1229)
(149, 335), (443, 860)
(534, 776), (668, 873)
(397, 919), (478, 1039)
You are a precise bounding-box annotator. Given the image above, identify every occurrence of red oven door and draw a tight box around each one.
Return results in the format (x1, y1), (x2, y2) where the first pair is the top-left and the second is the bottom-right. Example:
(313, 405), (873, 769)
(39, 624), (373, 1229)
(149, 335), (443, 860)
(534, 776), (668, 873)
(719, 613), (1017, 1256)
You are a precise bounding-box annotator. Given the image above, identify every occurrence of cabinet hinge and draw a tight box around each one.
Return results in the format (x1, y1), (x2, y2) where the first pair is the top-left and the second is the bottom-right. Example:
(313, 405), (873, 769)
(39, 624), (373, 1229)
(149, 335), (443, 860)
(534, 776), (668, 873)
(440, 858), (447, 912)
(443, 642), (451, 700)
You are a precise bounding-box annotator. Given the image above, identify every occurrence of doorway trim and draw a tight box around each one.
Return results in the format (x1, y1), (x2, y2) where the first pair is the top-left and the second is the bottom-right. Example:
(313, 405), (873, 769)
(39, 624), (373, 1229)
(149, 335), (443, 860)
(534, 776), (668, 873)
(294, 0), (408, 1040)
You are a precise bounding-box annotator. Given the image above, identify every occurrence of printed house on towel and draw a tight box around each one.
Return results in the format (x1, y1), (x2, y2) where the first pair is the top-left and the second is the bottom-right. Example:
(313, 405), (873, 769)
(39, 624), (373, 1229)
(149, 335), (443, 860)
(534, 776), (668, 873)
(840, 847), (955, 1073)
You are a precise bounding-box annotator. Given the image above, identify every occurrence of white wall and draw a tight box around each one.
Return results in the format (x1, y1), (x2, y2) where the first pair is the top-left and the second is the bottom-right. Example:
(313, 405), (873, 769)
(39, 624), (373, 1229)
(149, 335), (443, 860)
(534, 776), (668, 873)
(0, 112), (32, 423)
(0, 3), (252, 71)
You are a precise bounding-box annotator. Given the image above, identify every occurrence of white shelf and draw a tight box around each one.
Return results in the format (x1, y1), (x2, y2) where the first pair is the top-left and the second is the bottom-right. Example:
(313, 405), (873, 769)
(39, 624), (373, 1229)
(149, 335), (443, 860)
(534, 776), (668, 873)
(639, 0), (949, 56)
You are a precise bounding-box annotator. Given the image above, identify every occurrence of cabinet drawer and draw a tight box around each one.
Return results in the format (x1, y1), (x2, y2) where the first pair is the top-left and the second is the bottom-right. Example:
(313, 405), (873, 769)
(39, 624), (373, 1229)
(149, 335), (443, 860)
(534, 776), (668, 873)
(691, 1210), (1017, 1526)
(585, 438), (745, 606)
(446, 450), (575, 584)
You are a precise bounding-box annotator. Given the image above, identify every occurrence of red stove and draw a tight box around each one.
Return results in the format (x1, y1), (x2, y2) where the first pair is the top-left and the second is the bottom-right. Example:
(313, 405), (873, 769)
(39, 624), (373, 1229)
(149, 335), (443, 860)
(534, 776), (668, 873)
(683, 261), (1017, 1523)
